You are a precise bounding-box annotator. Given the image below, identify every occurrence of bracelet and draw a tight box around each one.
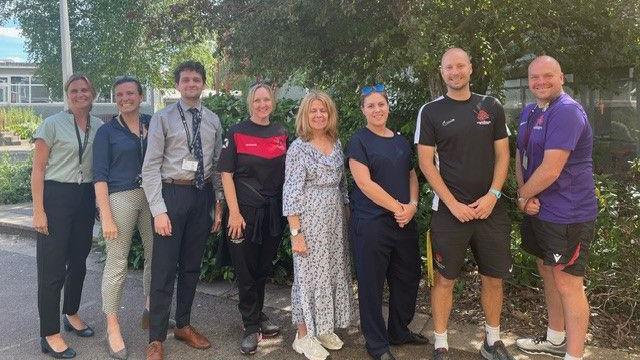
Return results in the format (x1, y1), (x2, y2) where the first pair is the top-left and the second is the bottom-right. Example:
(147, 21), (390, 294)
(409, 200), (418, 207)
(517, 197), (528, 203)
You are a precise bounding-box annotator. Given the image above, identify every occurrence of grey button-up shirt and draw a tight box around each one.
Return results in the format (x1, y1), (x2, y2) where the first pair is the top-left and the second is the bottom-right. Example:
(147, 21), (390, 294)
(142, 99), (224, 217)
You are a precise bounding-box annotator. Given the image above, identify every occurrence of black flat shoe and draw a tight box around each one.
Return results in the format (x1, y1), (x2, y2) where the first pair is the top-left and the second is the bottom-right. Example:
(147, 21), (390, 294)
(40, 337), (76, 359)
(63, 316), (94, 337)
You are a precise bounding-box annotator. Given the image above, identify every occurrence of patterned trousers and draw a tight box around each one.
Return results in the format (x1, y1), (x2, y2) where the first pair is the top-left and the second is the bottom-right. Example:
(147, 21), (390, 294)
(101, 187), (153, 315)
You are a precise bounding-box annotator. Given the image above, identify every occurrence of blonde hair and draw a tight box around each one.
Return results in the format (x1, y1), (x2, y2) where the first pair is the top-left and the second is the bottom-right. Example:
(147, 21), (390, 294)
(295, 90), (338, 142)
(64, 73), (96, 99)
(246, 83), (276, 116)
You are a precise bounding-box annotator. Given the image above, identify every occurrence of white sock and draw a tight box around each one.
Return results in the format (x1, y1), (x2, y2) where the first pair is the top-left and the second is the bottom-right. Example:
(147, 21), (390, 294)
(485, 323), (501, 346)
(433, 330), (448, 350)
(547, 327), (566, 345)
(564, 353), (582, 360)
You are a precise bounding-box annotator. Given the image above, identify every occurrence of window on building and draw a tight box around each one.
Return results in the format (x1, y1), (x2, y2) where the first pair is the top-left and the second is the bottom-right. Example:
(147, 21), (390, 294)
(0, 77), (7, 103)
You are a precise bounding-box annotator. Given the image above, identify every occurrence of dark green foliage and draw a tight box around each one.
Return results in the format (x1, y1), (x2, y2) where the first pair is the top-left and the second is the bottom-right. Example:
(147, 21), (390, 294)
(0, 153), (32, 205)
(113, 85), (639, 338)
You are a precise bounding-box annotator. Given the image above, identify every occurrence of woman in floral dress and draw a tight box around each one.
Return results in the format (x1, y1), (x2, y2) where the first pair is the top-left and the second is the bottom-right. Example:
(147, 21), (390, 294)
(283, 90), (354, 360)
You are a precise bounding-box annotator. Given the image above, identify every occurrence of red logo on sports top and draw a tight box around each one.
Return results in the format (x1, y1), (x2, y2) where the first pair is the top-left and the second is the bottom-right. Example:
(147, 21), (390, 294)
(476, 109), (490, 122)
(435, 252), (443, 263)
(234, 133), (287, 159)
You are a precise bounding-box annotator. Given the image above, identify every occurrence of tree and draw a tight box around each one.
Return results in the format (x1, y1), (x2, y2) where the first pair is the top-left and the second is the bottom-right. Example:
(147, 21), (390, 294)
(211, 0), (640, 98)
(4, 0), (218, 98)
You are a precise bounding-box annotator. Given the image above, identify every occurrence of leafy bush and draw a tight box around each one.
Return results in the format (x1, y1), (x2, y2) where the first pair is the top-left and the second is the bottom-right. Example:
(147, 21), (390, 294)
(0, 152), (32, 204)
(119, 92), (639, 341)
(0, 107), (42, 140)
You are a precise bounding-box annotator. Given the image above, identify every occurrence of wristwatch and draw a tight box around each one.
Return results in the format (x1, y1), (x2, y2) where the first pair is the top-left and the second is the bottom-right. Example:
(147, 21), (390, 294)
(488, 188), (502, 199)
(290, 228), (301, 237)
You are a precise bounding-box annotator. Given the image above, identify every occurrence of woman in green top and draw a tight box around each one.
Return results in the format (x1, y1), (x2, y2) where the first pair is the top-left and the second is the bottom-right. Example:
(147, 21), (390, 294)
(31, 74), (103, 359)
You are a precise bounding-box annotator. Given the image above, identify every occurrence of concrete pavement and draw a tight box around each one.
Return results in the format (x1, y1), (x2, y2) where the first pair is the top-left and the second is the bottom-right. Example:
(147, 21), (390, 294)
(0, 203), (636, 359)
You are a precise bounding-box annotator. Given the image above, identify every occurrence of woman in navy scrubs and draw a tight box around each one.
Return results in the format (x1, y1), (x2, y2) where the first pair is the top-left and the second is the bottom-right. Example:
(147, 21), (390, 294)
(345, 84), (427, 360)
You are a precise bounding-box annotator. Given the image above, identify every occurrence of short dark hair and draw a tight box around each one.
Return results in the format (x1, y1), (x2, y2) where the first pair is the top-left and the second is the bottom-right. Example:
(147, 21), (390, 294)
(113, 75), (143, 95)
(173, 60), (206, 84)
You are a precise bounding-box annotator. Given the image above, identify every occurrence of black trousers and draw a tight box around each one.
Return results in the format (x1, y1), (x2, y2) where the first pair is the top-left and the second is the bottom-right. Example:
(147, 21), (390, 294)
(351, 215), (421, 357)
(148, 182), (213, 342)
(227, 210), (282, 335)
(37, 181), (95, 337)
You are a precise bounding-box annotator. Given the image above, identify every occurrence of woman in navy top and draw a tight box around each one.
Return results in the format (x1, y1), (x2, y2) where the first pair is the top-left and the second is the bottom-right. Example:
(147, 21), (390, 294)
(345, 84), (426, 360)
(93, 76), (153, 359)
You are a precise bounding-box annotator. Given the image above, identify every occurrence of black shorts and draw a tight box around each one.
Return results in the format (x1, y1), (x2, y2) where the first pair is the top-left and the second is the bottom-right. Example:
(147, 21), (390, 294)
(520, 216), (594, 277)
(430, 203), (512, 280)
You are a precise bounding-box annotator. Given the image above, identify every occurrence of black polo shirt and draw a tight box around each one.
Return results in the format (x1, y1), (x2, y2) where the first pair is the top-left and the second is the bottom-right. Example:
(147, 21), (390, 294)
(415, 94), (508, 207)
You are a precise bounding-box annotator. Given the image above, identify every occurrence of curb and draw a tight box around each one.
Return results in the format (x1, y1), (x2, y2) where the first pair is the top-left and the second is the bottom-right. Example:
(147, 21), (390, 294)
(0, 220), (36, 240)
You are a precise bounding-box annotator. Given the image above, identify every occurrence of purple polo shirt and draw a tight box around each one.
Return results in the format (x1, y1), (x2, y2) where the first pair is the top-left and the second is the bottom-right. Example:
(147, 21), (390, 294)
(516, 93), (597, 224)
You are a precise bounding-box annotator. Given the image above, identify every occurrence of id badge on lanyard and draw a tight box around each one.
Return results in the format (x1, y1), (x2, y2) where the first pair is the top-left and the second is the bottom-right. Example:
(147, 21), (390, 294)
(182, 156), (199, 171)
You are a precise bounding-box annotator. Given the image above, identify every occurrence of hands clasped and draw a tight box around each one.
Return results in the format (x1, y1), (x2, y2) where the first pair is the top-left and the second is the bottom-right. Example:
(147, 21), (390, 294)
(394, 202), (417, 228)
(449, 192), (498, 223)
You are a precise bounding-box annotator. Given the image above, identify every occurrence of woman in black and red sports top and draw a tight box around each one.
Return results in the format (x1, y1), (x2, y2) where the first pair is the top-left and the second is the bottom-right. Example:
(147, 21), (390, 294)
(217, 83), (288, 355)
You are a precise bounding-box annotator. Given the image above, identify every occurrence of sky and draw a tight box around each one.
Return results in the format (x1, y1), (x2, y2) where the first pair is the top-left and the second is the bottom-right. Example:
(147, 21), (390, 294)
(0, 19), (28, 62)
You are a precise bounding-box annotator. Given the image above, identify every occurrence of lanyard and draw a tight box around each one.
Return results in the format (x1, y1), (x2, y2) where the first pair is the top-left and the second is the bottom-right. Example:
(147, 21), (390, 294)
(522, 94), (563, 152)
(522, 107), (539, 151)
(176, 103), (201, 154)
(117, 115), (146, 165)
(73, 117), (91, 167)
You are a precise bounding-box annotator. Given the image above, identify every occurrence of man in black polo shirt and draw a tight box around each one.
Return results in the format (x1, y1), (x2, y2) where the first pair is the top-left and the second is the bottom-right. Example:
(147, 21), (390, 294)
(415, 48), (513, 360)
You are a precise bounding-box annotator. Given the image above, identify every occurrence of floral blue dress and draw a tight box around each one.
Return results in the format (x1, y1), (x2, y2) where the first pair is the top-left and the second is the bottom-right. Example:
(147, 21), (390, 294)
(282, 138), (354, 336)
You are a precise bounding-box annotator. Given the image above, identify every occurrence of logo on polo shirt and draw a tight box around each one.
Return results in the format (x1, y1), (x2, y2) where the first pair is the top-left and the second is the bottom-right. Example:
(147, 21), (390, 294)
(222, 138), (229, 148)
(553, 253), (562, 262)
(442, 118), (455, 127)
(534, 114), (544, 130)
(476, 108), (491, 125)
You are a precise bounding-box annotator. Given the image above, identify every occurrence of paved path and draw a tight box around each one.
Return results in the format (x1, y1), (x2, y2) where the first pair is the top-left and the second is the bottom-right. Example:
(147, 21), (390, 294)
(0, 203), (636, 360)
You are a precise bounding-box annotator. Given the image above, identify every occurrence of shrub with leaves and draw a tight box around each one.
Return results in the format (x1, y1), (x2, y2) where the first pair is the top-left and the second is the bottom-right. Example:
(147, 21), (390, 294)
(0, 107), (42, 140)
(0, 152), (32, 204)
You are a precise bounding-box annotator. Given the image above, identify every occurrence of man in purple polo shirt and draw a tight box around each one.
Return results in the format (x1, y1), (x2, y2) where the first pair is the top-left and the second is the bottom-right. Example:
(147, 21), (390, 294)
(514, 55), (597, 360)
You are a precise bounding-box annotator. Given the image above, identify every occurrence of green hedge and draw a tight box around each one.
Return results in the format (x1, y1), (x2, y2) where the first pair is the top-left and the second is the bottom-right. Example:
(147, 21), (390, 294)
(104, 91), (638, 329)
(0, 152), (32, 204)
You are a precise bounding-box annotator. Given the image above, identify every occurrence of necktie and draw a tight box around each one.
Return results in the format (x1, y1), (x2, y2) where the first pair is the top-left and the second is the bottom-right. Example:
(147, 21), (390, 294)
(188, 108), (205, 190)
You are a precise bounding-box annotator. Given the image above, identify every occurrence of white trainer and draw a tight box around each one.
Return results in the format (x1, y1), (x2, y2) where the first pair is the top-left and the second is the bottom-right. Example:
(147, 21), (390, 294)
(516, 335), (566, 358)
(292, 332), (330, 360)
(317, 332), (344, 350)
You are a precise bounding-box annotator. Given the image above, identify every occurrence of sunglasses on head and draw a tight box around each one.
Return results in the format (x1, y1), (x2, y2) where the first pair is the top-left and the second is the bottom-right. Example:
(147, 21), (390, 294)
(361, 83), (385, 96)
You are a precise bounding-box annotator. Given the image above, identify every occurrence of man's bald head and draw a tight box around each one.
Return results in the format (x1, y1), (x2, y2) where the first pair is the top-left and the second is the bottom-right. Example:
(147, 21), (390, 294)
(528, 55), (562, 74)
(528, 55), (565, 105)
(441, 47), (471, 66)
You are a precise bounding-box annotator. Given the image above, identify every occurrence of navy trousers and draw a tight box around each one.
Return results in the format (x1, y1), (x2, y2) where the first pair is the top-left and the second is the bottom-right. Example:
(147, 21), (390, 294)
(351, 214), (421, 357)
(148, 182), (213, 342)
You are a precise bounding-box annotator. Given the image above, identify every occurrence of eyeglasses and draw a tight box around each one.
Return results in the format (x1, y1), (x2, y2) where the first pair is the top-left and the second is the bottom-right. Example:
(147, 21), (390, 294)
(361, 83), (385, 96)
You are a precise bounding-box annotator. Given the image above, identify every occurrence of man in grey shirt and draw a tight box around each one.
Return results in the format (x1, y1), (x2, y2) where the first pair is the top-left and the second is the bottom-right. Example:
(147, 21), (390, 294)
(142, 60), (223, 360)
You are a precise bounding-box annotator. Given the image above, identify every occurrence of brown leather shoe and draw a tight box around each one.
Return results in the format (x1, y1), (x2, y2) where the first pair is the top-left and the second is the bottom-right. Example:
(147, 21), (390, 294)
(173, 325), (211, 350)
(146, 341), (163, 360)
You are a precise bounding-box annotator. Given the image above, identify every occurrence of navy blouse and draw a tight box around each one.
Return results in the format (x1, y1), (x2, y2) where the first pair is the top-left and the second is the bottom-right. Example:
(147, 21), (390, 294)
(93, 114), (150, 194)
